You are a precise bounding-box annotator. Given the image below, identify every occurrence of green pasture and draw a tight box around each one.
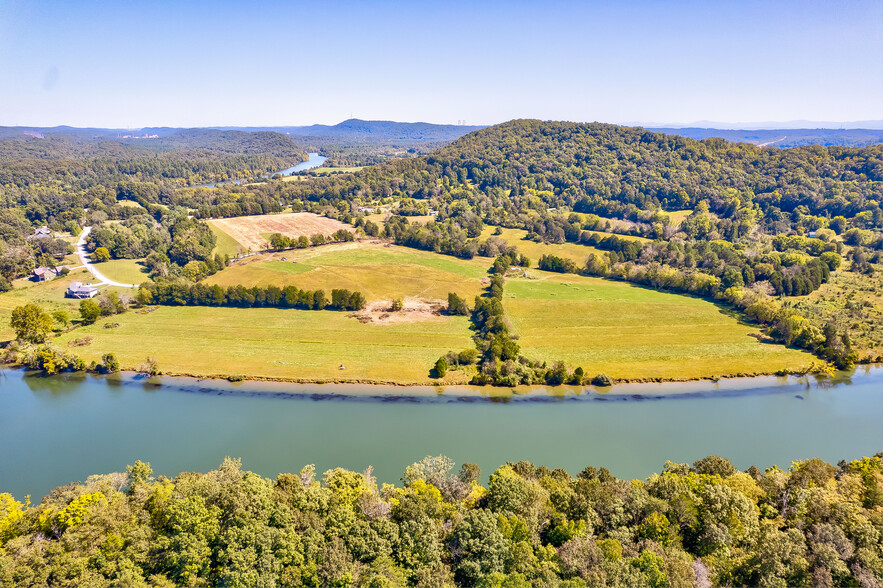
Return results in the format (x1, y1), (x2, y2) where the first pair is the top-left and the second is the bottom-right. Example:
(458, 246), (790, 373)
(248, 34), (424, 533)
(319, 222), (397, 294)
(96, 259), (151, 285)
(504, 271), (815, 380)
(203, 242), (490, 301)
(53, 306), (474, 384)
(209, 224), (244, 257)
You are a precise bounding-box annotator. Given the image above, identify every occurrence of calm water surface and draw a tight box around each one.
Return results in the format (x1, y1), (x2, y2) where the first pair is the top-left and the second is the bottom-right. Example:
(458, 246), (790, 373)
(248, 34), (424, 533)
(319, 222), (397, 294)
(198, 152), (327, 187)
(1, 366), (881, 500)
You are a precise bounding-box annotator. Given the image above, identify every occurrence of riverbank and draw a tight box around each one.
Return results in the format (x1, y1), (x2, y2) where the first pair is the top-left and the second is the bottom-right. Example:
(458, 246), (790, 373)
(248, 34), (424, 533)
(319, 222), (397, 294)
(6, 363), (879, 401)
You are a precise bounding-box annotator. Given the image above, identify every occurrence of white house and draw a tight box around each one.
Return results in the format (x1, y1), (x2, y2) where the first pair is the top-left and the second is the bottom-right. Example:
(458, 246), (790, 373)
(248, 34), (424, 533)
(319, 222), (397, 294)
(66, 282), (98, 299)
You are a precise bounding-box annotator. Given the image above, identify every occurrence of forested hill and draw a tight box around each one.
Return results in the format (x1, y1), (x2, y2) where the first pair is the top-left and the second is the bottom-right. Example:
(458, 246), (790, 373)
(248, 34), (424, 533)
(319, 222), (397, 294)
(338, 119), (882, 224)
(0, 129), (307, 188)
(275, 119), (881, 365)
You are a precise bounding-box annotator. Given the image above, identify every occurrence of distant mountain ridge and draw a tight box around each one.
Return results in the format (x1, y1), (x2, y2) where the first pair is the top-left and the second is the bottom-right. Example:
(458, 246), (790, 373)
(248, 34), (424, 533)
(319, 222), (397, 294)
(645, 127), (883, 148)
(1, 119), (880, 148)
(213, 119), (487, 142)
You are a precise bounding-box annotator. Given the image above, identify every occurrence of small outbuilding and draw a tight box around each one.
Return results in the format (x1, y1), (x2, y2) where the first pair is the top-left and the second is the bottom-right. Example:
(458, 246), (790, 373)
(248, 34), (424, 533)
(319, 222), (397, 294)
(66, 282), (98, 299)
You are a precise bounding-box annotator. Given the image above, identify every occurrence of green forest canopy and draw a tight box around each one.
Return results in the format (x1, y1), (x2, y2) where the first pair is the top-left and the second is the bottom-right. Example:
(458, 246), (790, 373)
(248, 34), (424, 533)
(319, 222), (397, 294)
(0, 454), (880, 587)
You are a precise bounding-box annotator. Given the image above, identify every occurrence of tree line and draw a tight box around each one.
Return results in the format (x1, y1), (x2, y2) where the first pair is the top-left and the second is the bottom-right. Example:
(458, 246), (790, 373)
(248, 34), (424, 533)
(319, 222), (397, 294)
(136, 282), (367, 312)
(0, 453), (880, 587)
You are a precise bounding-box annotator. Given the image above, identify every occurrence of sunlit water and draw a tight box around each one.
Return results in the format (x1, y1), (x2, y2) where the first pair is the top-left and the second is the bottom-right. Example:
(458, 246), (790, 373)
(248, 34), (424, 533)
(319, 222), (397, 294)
(198, 152), (326, 187)
(1, 366), (880, 500)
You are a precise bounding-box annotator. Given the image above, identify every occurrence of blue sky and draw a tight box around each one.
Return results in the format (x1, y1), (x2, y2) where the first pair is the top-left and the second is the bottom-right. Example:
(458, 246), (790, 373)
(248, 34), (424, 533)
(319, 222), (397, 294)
(0, 0), (881, 127)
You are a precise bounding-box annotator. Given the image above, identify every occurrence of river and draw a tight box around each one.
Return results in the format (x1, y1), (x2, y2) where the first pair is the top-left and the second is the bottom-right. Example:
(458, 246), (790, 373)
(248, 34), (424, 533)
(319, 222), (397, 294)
(197, 152), (327, 188)
(1, 366), (881, 500)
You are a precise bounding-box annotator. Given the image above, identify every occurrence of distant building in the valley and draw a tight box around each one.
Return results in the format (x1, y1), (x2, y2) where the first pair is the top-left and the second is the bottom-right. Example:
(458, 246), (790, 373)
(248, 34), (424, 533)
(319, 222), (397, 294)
(32, 266), (55, 281)
(358, 206), (376, 213)
(66, 282), (99, 299)
(27, 226), (52, 239)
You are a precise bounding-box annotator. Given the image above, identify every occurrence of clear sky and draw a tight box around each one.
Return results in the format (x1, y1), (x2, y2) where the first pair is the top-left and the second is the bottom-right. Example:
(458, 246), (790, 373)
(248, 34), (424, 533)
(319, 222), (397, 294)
(1, 0), (881, 128)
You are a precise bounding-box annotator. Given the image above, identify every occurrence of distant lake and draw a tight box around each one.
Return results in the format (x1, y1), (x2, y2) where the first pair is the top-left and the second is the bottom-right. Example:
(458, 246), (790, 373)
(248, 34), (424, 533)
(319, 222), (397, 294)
(1, 366), (880, 500)
(197, 153), (326, 188)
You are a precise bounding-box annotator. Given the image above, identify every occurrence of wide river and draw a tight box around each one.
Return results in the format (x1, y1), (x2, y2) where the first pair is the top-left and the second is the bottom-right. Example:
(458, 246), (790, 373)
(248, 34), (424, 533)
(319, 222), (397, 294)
(1, 366), (881, 500)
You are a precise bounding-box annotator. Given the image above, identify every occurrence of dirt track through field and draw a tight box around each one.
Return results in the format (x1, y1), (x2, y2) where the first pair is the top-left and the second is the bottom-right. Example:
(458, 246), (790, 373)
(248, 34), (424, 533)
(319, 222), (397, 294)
(208, 213), (353, 251)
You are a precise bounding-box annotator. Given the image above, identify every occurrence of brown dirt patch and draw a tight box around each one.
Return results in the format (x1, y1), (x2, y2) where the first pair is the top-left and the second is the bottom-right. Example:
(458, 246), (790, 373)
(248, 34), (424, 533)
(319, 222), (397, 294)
(350, 297), (447, 325)
(208, 212), (353, 252)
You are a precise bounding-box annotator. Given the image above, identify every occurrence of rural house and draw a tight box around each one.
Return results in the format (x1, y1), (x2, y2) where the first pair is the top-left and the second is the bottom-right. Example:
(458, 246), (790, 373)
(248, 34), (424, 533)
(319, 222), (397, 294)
(66, 282), (98, 299)
(32, 266), (56, 281)
(27, 226), (52, 239)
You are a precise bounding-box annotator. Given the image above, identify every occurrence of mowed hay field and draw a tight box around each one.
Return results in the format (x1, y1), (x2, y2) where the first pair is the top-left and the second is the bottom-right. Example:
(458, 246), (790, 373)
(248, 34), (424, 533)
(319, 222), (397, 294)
(203, 241), (490, 302)
(505, 271), (815, 380)
(207, 212), (353, 252)
(53, 306), (474, 384)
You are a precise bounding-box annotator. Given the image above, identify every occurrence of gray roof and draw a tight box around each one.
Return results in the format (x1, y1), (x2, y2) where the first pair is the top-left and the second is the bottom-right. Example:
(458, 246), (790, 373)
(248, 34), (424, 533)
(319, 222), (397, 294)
(67, 282), (97, 293)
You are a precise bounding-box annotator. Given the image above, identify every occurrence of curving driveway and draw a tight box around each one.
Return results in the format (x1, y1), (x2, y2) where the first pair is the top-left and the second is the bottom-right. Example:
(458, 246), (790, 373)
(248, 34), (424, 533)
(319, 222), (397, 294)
(75, 227), (139, 288)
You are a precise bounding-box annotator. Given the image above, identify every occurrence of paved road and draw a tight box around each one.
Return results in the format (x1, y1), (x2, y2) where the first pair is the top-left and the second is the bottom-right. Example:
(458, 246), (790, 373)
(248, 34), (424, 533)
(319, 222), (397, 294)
(75, 227), (139, 288)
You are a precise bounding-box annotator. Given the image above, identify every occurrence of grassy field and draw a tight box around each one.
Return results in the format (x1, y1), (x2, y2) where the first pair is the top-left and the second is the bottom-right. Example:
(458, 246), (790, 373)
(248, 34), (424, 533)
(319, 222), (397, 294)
(116, 200), (146, 209)
(309, 166), (365, 175)
(0, 268), (97, 342)
(95, 259), (151, 285)
(666, 209), (693, 226)
(207, 213), (353, 252)
(504, 271), (815, 380)
(480, 227), (606, 266)
(53, 306), (474, 384)
(210, 225), (244, 258)
(203, 241), (491, 301)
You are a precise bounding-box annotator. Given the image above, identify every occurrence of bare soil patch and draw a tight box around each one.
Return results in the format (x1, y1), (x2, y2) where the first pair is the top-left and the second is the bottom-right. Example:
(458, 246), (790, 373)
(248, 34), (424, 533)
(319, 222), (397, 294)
(208, 213), (353, 252)
(350, 297), (447, 325)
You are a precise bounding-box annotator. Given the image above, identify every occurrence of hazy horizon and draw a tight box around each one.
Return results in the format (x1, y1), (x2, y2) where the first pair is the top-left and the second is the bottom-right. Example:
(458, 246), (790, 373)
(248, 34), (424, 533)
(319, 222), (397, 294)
(4, 118), (883, 132)
(1, 0), (881, 128)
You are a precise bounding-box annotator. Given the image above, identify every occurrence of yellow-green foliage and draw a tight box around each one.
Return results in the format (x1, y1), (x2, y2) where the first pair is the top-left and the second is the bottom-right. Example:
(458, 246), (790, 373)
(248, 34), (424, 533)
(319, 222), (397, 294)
(0, 493), (26, 545)
(0, 454), (880, 587)
(39, 492), (105, 533)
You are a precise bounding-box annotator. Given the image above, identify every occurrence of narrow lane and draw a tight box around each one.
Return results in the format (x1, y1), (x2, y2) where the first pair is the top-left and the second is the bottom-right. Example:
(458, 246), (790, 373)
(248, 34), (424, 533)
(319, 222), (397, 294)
(75, 227), (139, 288)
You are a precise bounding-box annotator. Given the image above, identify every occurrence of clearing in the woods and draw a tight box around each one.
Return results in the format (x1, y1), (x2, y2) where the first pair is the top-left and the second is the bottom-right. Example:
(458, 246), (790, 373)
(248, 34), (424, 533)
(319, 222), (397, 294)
(207, 212), (353, 252)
